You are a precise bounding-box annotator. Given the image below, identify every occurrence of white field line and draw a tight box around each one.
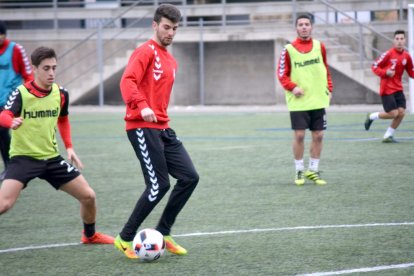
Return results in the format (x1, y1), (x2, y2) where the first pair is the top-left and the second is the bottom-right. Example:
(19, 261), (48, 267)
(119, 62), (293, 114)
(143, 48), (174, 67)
(197, 145), (258, 151)
(344, 138), (379, 142)
(0, 242), (80, 253)
(295, 263), (414, 276)
(1, 222), (413, 254)
(174, 221), (414, 237)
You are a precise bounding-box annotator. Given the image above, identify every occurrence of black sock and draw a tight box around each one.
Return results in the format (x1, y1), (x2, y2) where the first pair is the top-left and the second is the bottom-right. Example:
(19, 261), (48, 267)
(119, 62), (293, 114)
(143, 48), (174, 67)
(84, 223), (96, 238)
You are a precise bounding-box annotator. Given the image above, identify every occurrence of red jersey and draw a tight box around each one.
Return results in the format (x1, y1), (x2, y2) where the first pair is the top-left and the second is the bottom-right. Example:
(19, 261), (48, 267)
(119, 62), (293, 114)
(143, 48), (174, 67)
(0, 39), (33, 82)
(371, 47), (414, 96)
(120, 39), (177, 130)
(277, 38), (333, 93)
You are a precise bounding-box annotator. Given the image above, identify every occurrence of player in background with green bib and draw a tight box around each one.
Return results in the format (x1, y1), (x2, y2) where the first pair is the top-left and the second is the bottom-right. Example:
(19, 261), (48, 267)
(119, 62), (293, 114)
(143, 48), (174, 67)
(0, 46), (114, 245)
(277, 14), (333, 186)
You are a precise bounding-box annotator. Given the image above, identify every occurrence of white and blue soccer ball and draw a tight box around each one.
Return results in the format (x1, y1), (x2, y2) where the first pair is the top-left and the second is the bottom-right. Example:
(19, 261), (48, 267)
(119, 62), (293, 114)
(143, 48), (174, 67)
(133, 228), (165, 261)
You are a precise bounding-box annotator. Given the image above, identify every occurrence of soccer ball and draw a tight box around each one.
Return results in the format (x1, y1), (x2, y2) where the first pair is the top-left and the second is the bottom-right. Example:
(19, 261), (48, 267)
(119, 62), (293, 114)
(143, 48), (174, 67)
(133, 228), (165, 261)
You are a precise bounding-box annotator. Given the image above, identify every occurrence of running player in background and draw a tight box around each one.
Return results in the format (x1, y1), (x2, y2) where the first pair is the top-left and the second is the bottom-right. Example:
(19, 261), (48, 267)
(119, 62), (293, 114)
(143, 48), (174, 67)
(277, 14), (333, 186)
(0, 46), (114, 245)
(365, 30), (414, 143)
(115, 4), (199, 259)
(0, 21), (33, 180)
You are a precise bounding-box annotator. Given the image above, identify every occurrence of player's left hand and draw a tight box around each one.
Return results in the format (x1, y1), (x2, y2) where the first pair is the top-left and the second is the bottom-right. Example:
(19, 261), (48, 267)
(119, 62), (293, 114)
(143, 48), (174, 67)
(66, 148), (84, 170)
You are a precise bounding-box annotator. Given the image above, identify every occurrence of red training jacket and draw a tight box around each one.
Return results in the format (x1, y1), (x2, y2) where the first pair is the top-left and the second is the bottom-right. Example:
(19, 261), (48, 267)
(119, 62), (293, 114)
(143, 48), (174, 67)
(371, 47), (414, 96)
(120, 39), (177, 130)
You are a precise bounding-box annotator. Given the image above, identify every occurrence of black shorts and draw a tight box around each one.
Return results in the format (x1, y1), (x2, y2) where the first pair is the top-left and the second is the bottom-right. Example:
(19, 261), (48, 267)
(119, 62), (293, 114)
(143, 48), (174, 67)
(290, 108), (327, 130)
(4, 155), (81, 189)
(381, 91), (406, 113)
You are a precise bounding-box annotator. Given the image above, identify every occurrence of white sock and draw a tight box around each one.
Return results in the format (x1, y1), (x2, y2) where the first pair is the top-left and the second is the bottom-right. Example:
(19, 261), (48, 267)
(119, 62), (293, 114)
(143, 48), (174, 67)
(369, 112), (380, 120)
(308, 158), (320, 172)
(295, 159), (304, 172)
(384, 127), (395, 138)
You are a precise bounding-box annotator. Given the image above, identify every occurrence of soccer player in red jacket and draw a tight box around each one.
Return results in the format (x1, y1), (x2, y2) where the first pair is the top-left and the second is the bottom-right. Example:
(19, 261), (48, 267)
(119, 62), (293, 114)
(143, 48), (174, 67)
(0, 21), (33, 179)
(365, 30), (414, 142)
(115, 4), (199, 259)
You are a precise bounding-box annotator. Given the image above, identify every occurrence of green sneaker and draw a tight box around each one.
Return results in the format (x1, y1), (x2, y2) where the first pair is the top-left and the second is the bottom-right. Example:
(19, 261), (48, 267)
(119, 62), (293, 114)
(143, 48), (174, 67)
(114, 235), (138, 259)
(304, 170), (327, 185)
(364, 113), (373, 131)
(294, 170), (305, 186)
(164, 235), (187, 255)
(382, 136), (398, 143)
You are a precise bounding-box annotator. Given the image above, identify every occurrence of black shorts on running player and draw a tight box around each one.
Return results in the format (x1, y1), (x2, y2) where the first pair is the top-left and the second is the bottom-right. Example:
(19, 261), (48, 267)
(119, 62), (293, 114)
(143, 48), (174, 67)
(381, 91), (406, 113)
(290, 108), (327, 131)
(4, 155), (81, 189)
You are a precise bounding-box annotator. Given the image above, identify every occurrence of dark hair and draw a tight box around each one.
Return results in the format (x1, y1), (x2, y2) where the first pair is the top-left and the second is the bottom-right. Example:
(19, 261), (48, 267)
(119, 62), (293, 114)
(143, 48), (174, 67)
(31, 46), (57, 66)
(394, 29), (405, 37)
(0, 21), (7, 35)
(295, 14), (313, 26)
(153, 4), (181, 24)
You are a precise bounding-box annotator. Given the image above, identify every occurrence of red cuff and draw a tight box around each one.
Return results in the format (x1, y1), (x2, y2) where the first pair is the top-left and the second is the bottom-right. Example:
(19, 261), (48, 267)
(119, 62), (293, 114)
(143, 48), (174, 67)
(0, 110), (14, 128)
(137, 100), (149, 111)
(128, 99), (148, 111)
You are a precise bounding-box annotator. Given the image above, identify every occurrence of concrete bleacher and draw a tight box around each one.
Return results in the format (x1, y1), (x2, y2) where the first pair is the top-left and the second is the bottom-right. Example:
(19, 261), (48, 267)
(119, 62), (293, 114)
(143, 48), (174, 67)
(1, 0), (412, 105)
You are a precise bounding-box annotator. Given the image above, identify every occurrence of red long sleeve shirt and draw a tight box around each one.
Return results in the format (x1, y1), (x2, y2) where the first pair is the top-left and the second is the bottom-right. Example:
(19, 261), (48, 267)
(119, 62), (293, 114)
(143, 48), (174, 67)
(0, 81), (73, 149)
(120, 39), (177, 130)
(277, 38), (333, 93)
(0, 39), (33, 83)
(371, 47), (414, 96)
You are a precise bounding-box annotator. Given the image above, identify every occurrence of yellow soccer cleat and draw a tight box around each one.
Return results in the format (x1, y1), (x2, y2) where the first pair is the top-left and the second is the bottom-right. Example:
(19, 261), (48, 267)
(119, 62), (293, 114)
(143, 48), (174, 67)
(114, 235), (138, 259)
(294, 170), (305, 186)
(304, 170), (327, 185)
(382, 136), (398, 143)
(164, 235), (187, 255)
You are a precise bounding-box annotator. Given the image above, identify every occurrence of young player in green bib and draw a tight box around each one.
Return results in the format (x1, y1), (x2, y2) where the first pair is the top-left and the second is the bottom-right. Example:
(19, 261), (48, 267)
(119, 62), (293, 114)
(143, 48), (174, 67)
(277, 14), (333, 185)
(0, 46), (114, 244)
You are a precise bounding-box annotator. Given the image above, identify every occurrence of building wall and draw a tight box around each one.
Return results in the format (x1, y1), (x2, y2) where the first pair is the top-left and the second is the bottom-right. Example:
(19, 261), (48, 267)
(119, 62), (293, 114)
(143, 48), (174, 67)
(172, 40), (277, 105)
(171, 43), (201, 106)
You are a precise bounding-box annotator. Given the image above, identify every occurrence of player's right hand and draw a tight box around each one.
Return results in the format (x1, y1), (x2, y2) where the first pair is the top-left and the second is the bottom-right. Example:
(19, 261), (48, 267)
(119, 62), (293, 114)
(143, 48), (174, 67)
(141, 107), (158, 123)
(11, 117), (23, 129)
(292, 86), (304, 97)
(386, 69), (395, 77)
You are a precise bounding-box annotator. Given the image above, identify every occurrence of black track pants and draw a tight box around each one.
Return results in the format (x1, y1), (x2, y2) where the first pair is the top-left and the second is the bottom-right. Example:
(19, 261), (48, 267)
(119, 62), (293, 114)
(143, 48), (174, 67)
(120, 128), (199, 240)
